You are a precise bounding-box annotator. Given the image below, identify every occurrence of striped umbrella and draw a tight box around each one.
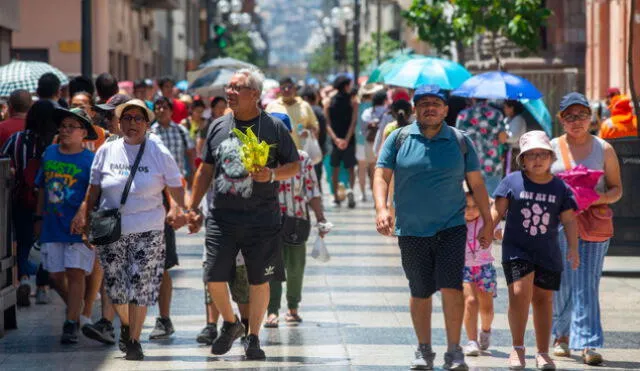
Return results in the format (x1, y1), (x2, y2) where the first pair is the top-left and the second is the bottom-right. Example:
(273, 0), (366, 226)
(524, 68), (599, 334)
(0, 60), (69, 97)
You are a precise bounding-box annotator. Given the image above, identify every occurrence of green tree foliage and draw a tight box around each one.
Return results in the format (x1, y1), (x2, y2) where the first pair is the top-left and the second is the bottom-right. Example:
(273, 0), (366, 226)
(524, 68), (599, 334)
(308, 44), (337, 76)
(403, 0), (551, 68)
(205, 30), (267, 68)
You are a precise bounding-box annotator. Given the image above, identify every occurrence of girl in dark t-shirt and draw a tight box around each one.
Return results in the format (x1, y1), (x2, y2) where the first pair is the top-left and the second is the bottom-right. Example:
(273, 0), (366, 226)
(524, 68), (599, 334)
(490, 130), (579, 370)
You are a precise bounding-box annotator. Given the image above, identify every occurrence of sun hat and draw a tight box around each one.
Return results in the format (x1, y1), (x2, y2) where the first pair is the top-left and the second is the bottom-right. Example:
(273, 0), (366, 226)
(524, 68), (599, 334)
(115, 99), (155, 122)
(517, 130), (554, 164)
(358, 83), (384, 97)
(413, 85), (447, 104)
(53, 107), (98, 140)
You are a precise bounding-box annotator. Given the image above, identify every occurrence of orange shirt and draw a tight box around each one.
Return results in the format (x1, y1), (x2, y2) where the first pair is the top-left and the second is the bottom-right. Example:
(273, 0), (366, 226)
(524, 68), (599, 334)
(83, 125), (108, 152)
(599, 95), (638, 139)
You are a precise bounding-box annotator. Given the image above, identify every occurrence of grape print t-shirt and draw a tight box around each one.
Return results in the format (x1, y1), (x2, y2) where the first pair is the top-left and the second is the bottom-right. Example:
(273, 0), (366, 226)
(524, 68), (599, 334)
(493, 171), (577, 272)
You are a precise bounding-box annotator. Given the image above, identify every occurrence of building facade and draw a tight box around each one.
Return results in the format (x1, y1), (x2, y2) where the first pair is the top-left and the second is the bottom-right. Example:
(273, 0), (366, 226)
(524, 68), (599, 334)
(0, 0), (20, 66)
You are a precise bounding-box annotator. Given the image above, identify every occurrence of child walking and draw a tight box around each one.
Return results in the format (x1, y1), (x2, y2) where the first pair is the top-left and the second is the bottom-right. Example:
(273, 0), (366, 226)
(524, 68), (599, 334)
(491, 131), (579, 370)
(462, 189), (498, 356)
(35, 107), (97, 344)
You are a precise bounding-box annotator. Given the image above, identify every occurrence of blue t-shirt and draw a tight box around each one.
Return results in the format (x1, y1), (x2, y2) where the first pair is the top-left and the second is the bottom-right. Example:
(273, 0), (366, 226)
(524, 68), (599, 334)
(36, 145), (95, 243)
(377, 122), (480, 237)
(493, 171), (577, 272)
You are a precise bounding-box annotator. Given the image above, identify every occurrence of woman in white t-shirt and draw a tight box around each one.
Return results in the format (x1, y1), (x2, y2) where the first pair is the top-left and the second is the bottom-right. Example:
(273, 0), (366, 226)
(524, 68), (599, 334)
(80, 99), (187, 360)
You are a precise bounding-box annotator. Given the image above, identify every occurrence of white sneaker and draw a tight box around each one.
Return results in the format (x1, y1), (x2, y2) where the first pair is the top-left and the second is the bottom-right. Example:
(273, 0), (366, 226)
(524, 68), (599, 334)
(80, 315), (92, 328)
(479, 330), (491, 350)
(411, 346), (435, 370)
(463, 340), (480, 356)
(553, 342), (570, 357)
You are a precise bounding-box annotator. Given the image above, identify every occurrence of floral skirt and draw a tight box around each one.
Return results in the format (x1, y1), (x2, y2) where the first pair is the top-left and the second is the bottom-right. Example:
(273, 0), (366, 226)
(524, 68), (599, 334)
(97, 230), (165, 306)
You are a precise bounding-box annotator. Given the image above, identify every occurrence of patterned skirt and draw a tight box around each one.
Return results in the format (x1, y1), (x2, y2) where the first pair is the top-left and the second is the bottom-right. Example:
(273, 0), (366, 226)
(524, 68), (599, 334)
(97, 230), (165, 306)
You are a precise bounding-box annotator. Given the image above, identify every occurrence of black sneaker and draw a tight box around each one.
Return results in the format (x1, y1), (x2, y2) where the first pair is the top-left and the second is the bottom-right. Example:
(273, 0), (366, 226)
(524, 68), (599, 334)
(125, 339), (144, 361)
(82, 318), (116, 345)
(244, 334), (266, 360)
(211, 316), (245, 355)
(60, 320), (79, 344)
(196, 323), (218, 345)
(149, 317), (175, 340)
(347, 190), (356, 209)
(17, 280), (31, 307)
(119, 325), (131, 352)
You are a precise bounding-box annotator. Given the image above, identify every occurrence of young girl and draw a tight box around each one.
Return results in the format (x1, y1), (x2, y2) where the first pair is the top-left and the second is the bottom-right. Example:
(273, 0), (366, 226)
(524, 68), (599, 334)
(491, 130), (579, 370)
(462, 190), (498, 357)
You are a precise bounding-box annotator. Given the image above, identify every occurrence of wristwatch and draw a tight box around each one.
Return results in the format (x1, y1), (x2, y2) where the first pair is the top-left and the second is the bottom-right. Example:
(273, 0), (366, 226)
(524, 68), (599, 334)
(269, 168), (276, 183)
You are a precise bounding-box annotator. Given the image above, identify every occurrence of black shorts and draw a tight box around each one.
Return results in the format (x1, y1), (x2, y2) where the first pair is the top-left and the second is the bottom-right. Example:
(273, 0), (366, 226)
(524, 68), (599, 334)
(398, 225), (467, 298)
(502, 259), (561, 291)
(203, 217), (281, 285)
(330, 143), (357, 169)
(164, 222), (179, 270)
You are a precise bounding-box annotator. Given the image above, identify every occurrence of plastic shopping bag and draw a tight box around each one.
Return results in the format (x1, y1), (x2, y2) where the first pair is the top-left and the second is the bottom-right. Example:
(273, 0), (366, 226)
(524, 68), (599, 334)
(301, 130), (323, 165)
(311, 235), (330, 262)
(28, 240), (41, 266)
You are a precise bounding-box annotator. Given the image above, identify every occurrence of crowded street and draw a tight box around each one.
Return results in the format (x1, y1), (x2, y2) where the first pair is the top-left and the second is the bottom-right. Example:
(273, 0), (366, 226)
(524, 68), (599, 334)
(1, 197), (639, 370)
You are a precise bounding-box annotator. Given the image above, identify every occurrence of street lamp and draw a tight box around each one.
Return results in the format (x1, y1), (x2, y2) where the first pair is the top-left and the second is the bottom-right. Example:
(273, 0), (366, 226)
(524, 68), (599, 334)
(328, 0), (360, 83)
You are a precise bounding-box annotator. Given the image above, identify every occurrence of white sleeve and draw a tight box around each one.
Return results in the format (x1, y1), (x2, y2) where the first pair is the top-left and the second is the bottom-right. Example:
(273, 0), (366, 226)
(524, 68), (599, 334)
(156, 144), (183, 187)
(89, 144), (107, 185)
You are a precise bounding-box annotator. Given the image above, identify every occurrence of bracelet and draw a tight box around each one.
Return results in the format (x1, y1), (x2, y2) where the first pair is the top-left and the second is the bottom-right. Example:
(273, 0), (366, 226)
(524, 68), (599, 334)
(269, 168), (276, 183)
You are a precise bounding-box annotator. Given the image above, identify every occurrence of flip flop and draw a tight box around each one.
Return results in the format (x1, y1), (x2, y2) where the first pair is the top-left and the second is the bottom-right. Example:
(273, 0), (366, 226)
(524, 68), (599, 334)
(264, 314), (279, 328)
(284, 312), (303, 324)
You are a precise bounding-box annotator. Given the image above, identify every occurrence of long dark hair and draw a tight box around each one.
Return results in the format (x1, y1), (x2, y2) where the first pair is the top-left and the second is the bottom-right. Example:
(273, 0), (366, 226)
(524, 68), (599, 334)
(25, 100), (58, 154)
(392, 99), (412, 128)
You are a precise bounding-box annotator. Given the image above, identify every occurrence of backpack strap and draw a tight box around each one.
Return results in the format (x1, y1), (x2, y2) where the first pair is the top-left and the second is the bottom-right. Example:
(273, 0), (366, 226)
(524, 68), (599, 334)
(394, 125), (412, 151)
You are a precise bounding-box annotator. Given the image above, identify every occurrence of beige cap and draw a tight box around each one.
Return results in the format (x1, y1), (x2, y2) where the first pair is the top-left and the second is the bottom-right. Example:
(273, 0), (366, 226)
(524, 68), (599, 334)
(115, 99), (155, 123)
(517, 130), (553, 164)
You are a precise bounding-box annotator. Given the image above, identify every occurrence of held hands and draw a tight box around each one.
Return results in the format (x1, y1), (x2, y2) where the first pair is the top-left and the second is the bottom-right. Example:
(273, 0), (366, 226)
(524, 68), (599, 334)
(375, 208), (394, 236)
(478, 223), (493, 249)
(251, 167), (272, 183)
(166, 207), (187, 230)
(334, 137), (347, 150)
(186, 209), (204, 234)
(567, 247), (580, 270)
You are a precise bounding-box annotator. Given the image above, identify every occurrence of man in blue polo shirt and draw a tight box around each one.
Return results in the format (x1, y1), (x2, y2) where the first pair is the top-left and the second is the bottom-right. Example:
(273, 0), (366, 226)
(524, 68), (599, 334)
(374, 85), (493, 370)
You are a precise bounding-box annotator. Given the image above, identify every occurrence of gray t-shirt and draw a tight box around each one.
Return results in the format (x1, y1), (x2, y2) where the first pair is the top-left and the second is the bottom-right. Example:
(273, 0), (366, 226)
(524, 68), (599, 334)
(202, 111), (299, 226)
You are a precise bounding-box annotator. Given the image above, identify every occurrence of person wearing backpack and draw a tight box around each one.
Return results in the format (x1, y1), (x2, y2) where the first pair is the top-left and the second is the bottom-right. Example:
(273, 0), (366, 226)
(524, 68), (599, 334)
(374, 85), (493, 371)
(1, 100), (59, 306)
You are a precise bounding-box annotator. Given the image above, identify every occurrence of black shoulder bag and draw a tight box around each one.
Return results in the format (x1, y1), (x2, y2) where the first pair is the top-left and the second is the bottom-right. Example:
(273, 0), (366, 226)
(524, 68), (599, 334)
(281, 176), (311, 245)
(89, 140), (146, 246)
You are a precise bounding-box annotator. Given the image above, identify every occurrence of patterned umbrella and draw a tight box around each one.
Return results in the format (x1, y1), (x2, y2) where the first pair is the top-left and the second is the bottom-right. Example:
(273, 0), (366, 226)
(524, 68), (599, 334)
(0, 60), (69, 97)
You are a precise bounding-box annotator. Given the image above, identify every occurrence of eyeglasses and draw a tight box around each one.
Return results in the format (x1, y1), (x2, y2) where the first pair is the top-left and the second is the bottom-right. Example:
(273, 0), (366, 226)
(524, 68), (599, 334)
(561, 113), (590, 123)
(121, 115), (146, 124)
(523, 152), (551, 160)
(224, 84), (251, 93)
(59, 124), (84, 131)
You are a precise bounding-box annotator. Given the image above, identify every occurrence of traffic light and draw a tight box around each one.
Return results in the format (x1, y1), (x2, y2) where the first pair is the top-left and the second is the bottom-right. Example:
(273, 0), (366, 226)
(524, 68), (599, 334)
(213, 25), (230, 49)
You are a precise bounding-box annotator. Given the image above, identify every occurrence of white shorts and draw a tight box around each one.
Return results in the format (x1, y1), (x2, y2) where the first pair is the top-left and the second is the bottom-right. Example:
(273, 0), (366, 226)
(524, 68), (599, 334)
(41, 242), (95, 274)
(356, 142), (376, 163)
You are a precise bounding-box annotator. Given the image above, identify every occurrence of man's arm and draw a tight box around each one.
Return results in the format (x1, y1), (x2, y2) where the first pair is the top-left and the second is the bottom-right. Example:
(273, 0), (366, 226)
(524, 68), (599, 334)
(345, 100), (359, 143)
(373, 167), (394, 236)
(187, 162), (214, 210)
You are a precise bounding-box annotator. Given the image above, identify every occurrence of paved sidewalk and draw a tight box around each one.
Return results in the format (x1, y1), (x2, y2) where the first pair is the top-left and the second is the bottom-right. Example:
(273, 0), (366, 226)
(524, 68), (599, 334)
(1, 198), (640, 370)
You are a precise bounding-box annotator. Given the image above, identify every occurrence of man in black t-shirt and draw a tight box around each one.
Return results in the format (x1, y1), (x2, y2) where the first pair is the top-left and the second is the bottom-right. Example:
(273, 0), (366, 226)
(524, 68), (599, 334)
(186, 68), (299, 360)
(326, 76), (358, 207)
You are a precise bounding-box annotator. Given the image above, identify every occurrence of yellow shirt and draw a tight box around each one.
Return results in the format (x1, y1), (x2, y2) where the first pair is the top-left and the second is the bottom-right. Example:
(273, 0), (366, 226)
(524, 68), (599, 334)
(266, 97), (319, 149)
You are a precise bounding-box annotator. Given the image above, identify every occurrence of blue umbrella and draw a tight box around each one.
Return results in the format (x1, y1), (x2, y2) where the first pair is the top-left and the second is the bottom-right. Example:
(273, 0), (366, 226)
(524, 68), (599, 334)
(451, 71), (543, 100)
(175, 80), (188, 92)
(522, 99), (553, 136)
(383, 57), (471, 90)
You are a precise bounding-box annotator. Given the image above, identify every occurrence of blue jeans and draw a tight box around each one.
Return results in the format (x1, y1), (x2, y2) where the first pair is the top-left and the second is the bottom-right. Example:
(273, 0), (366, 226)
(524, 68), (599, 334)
(552, 231), (609, 350)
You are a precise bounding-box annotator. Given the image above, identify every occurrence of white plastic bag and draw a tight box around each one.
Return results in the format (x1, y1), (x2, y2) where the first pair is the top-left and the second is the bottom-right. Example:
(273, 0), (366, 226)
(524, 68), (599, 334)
(301, 130), (323, 165)
(311, 235), (330, 262)
(28, 240), (41, 266)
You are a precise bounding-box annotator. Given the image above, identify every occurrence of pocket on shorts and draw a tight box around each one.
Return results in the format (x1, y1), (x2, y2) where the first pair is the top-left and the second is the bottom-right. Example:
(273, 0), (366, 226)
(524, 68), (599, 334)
(66, 242), (96, 274)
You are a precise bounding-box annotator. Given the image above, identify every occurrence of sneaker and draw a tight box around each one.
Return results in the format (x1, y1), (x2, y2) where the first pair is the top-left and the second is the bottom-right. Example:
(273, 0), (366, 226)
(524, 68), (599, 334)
(79, 315), (92, 328)
(508, 347), (526, 370)
(244, 334), (266, 360)
(125, 339), (144, 361)
(35, 288), (50, 304)
(149, 317), (175, 340)
(60, 320), (79, 344)
(582, 349), (603, 366)
(479, 330), (491, 350)
(347, 190), (356, 209)
(443, 346), (469, 370)
(536, 353), (556, 370)
(410, 345), (435, 370)
(211, 316), (245, 355)
(463, 340), (480, 356)
(196, 323), (218, 345)
(119, 325), (130, 352)
(82, 318), (116, 345)
(552, 341), (570, 357)
(17, 279), (31, 307)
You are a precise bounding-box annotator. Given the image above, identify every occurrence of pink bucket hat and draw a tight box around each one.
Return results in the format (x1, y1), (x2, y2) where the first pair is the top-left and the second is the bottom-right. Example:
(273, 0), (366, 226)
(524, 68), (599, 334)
(517, 130), (554, 164)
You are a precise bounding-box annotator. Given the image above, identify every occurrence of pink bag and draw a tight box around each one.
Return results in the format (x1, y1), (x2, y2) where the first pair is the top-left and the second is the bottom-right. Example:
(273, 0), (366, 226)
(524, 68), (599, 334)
(556, 164), (603, 212)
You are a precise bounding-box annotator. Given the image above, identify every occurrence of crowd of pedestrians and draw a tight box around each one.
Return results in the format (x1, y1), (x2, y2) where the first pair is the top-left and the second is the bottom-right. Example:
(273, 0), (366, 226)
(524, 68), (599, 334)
(0, 64), (632, 369)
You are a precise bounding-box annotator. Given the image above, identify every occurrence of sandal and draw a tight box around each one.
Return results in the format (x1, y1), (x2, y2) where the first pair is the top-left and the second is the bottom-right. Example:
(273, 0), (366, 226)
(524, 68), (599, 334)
(263, 314), (279, 328)
(284, 312), (303, 325)
(536, 353), (556, 370)
(508, 347), (526, 370)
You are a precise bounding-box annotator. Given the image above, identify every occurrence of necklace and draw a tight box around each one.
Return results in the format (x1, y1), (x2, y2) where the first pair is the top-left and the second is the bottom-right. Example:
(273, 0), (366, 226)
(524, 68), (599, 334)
(231, 110), (263, 138)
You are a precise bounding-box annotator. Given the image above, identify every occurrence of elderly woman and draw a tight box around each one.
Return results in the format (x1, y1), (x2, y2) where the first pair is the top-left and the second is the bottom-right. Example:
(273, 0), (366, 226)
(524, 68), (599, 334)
(550, 93), (622, 366)
(77, 99), (187, 360)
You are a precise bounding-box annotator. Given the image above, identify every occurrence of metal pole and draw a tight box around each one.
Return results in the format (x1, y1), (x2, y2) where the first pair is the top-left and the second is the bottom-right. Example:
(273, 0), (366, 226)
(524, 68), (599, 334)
(81, 0), (92, 78)
(353, 0), (360, 85)
(376, 0), (381, 65)
(206, 0), (217, 61)
(166, 10), (174, 75)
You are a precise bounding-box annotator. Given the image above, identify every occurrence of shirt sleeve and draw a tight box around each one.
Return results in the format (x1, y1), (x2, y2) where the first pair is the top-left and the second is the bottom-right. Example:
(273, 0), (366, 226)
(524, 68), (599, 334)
(89, 144), (107, 185)
(376, 129), (400, 169)
(157, 144), (183, 187)
(275, 119), (300, 165)
(492, 175), (512, 199)
(463, 135), (481, 173)
(203, 118), (227, 165)
(305, 103), (319, 131)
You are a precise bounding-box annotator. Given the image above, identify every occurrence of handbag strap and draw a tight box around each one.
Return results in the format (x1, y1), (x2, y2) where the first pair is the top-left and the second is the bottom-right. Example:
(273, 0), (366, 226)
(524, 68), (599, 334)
(558, 135), (573, 171)
(119, 139), (146, 208)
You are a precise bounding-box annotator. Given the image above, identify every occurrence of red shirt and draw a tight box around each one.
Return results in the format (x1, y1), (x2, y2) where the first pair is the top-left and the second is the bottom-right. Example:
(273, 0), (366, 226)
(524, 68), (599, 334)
(171, 99), (189, 123)
(0, 117), (26, 148)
